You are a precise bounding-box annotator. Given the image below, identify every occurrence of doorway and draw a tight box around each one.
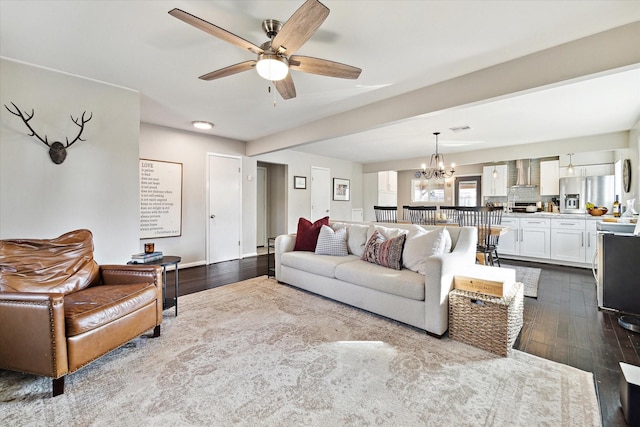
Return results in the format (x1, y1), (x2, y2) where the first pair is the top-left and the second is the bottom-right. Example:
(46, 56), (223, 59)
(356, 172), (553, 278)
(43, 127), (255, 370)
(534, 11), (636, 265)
(455, 176), (482, 206)
(207, 153), (241, 264)
(256, 161), (287, 253)
(256, 166), (267, 248)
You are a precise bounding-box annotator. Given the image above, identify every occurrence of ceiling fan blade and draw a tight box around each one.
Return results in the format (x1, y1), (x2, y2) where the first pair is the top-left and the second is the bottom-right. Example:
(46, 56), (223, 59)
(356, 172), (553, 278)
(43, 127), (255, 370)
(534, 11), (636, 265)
(289, 55), (362, 79)
(274, 74), (297, 100)
(271, 0), (329, 55)
(199, 61), (256, 81)
(169, 8), (263, 55)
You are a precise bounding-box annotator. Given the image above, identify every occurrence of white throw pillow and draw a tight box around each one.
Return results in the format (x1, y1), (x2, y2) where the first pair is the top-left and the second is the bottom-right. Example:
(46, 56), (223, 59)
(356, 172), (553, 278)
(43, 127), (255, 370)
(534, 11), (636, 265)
(331, 222), (368, 257)
(402, 228), (451, 274)
(366, 224), (409, 242)
(315, 225), (348, 256)
(443, 227), (453, 253)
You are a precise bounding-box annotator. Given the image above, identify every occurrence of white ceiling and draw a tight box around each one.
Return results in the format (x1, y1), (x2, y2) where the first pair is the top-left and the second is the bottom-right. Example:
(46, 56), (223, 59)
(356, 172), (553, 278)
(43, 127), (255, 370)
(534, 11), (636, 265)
(1, 1), (639, 165)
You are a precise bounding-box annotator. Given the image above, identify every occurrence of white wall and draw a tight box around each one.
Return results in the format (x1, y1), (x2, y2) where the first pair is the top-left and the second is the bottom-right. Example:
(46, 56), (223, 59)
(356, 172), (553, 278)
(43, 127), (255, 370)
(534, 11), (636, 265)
(0, 56), (365, 268)
(139, 123), (250, 266)
(255, 150), (363, 233)
(0, 59), (140, 263)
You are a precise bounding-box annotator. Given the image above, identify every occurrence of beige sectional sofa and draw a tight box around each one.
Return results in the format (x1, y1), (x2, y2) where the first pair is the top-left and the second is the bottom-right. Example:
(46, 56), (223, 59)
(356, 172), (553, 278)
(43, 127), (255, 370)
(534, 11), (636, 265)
(275, 221), (478, 336)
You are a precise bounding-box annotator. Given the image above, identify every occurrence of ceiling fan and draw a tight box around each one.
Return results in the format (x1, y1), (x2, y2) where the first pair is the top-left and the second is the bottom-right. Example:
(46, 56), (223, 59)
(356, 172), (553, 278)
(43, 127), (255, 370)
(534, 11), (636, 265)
(169, 0), (362, 100)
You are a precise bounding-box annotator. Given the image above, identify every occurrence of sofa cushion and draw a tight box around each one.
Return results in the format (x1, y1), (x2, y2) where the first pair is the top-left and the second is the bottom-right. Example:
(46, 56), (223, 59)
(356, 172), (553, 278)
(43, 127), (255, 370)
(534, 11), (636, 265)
(64, 283), (158, 337)
(294, 216), (329, 252)
(361, 230), (406, 270)
(315, 225), (348, 256)
(331, 222), (368, 257)
(281, 252), (359, 279)
(403, 227), (451, 274)
(335, 260), (425, 301)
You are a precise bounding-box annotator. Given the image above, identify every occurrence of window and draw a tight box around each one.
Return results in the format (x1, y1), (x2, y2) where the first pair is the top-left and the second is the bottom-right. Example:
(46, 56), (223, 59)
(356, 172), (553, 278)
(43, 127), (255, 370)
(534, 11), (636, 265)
(411, 179), (444, 202)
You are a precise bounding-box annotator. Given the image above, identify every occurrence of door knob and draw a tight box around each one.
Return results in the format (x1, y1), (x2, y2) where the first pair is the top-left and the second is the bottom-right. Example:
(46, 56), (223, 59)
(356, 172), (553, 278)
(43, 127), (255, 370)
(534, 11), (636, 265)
(210, 214), (215, 219)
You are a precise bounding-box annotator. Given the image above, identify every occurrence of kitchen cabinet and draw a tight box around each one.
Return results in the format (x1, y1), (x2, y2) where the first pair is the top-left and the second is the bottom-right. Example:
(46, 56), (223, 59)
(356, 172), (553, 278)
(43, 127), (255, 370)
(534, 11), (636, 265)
(497, 217), (520, 256)
(540, 160), (559, 195)
(482, 164), (508, 198)
(501, 214), (604, 267)
(377, 171), (397, 206)
(585, 219), (599, 267)
(520, 217), (551, 259)
(550, 218), (585, 263)
(498, 217), (550, 259)
(559, 163), (614, 178)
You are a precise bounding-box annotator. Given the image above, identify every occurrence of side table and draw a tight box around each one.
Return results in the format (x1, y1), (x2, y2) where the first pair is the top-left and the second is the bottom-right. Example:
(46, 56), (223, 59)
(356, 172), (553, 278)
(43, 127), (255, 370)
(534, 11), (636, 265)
(129, 256), (181, 316)
(267, 237), (276, 278)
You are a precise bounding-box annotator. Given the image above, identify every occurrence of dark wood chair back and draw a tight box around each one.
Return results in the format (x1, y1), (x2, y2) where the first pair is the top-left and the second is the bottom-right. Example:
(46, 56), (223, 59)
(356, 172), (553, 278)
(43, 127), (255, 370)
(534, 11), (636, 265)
(374, 206), (398, 223)
(457, 206), (503, 266)
(439, 206), (459, 222)
(407, 206), (437, 225)
(402, 205), (410, 222)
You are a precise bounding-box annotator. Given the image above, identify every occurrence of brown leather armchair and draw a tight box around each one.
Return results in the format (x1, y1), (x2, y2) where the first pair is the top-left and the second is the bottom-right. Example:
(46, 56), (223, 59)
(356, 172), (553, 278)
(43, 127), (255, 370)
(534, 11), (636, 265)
(0, 229), (163, 397)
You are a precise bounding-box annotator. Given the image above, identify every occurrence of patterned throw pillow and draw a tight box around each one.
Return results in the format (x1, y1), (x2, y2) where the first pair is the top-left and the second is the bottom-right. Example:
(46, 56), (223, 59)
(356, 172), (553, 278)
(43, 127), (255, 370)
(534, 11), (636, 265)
(361, 230), (406, 270)
(315, 225), (348, 256)
(294, 216), (330, 251)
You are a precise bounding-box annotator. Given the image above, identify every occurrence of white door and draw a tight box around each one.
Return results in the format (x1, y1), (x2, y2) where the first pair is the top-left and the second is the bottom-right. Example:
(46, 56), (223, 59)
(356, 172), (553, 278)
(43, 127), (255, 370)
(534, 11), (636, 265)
(311, 167), (331, 221)
(256, 167), (267, 247)
(208, 154), (241, 264)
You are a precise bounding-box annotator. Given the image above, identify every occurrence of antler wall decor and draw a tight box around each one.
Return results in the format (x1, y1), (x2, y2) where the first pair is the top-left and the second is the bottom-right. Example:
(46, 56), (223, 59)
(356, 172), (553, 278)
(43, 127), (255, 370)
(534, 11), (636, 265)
(4, 102), (93, 164)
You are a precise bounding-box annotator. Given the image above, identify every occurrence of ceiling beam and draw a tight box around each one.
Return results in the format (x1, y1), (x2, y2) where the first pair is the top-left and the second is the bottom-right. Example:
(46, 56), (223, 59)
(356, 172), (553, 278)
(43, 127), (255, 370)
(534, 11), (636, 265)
(246, 21), (640, 158)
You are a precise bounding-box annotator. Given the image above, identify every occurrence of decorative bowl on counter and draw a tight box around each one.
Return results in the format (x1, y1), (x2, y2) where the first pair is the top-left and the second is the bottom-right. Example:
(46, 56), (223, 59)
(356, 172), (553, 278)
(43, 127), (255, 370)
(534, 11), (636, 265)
(588, 207), (608, 216)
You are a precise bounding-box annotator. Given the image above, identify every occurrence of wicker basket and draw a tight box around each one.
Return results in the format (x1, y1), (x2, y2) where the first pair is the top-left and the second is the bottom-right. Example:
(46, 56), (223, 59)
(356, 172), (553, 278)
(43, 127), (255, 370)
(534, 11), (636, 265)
(449, 282), (524, 357)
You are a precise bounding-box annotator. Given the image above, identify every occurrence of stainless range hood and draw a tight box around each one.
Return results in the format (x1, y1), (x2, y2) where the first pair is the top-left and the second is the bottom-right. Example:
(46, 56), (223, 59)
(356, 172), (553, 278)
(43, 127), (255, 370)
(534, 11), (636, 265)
(511, 159), (537, 188)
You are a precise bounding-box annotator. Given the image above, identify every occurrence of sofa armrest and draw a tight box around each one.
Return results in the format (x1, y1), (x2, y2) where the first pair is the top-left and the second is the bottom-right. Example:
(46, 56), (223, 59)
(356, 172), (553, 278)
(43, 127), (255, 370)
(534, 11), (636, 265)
(423, 226), (478, 335)
(0, 292), (68, 378)
(98, 264), (163, 289)
(275, 234), (296, 280)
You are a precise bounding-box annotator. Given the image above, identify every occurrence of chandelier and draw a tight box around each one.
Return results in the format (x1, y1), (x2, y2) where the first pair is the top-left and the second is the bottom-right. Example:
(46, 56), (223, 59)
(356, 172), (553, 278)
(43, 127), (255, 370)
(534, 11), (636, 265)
(416, 132), (455, 181)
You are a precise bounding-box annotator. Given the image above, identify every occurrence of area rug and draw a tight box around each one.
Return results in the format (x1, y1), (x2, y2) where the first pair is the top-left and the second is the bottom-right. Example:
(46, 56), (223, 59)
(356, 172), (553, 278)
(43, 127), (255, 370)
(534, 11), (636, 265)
(1, 276), (600, 426)
(501, 263), (541, 298)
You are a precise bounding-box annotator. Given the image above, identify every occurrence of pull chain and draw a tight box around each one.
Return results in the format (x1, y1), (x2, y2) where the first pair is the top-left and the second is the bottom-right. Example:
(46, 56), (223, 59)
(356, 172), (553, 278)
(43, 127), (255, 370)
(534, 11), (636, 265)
(268, 84), (277, 107)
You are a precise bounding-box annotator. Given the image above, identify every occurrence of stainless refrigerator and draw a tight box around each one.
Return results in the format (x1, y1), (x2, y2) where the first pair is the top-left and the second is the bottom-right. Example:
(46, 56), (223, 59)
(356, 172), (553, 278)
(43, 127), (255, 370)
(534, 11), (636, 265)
(559, 175), (615, 214)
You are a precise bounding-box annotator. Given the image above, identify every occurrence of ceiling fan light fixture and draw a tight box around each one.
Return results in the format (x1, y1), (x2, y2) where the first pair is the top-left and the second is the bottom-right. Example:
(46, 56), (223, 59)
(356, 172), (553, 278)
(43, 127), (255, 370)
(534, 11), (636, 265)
(256, 54), (289, 81)
(192, 121), (214, 130)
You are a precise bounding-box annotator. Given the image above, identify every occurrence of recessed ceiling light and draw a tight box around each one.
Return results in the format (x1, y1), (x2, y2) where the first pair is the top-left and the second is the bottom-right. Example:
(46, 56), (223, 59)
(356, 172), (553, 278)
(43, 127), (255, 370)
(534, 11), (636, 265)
(192, 121), (214, 130)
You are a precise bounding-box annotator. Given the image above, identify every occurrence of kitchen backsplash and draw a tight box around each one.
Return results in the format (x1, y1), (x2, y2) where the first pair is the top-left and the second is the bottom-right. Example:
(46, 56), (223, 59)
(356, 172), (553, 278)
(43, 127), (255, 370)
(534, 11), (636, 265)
(485, 158), (559, 205)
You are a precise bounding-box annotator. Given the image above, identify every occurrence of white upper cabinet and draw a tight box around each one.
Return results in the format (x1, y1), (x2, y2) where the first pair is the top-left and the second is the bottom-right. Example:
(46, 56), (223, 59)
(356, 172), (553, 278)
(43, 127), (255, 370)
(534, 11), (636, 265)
(540, 160), (559, 195)
(482, 165), (508, 198)
(377, 171), (397, 206)
(559, 163), (614, 177)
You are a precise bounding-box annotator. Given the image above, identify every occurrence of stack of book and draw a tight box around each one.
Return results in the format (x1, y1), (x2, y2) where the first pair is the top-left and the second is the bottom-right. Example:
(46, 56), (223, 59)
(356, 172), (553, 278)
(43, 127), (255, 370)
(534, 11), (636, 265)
(129, 251), (163, 264)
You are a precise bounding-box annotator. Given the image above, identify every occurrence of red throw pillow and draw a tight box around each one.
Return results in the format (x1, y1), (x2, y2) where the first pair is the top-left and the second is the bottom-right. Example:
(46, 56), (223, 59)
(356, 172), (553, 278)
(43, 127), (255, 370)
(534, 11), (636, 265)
(294, 216), (330, 251)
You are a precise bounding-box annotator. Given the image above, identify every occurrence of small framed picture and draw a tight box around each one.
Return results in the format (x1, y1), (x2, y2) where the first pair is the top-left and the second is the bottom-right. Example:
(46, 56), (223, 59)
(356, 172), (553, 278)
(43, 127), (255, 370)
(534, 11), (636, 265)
(333, 178), (350, 201)
(294, 175), (307, 189)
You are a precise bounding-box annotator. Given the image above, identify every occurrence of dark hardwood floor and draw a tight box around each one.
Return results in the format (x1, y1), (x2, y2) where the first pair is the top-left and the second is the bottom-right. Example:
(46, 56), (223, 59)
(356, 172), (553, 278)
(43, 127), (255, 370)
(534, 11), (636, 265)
(166, 255), (638, 427)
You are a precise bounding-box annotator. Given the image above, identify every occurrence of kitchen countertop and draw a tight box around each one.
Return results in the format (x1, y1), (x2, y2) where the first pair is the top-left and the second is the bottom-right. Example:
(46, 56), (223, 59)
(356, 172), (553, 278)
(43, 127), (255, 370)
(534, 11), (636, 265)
(502, 211), (613, 220)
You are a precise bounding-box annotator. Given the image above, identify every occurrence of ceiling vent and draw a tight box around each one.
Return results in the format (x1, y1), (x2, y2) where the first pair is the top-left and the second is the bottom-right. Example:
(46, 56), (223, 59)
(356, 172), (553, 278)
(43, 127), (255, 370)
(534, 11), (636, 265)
(449, 125), (471, 133)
